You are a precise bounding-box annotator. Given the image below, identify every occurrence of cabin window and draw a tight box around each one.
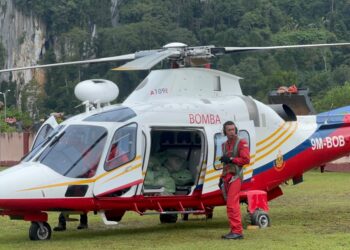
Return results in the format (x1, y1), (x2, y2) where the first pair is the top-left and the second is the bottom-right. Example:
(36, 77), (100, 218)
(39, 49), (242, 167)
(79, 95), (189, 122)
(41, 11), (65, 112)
(214, 133), (226, 170)
(105, 123), (137, 171)
(213, 131), (250, 170)
(143, 129), (204, 196)
(238, 130), (250, 148)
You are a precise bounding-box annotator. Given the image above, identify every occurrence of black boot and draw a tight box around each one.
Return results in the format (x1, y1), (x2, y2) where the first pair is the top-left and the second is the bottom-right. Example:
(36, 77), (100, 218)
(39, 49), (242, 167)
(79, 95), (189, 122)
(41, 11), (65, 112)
(77, 213), (88, 230)
(221, 232), (244, 240)
(53, 224), (66, 231)
(54, 213), (67, 231)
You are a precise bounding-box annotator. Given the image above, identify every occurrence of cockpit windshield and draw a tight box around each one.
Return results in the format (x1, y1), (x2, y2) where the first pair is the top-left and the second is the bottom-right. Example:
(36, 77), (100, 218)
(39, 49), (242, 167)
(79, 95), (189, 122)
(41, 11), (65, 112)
(36, 125), (107, 178)
(22, 125), (64, 162)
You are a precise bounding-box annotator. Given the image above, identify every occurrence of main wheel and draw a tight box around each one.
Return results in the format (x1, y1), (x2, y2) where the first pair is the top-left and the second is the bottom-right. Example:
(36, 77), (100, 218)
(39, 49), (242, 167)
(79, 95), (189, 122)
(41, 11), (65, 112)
(29, 222), (52, 240)
(251, 210), (270, 228)
(160, 213), (178, 223)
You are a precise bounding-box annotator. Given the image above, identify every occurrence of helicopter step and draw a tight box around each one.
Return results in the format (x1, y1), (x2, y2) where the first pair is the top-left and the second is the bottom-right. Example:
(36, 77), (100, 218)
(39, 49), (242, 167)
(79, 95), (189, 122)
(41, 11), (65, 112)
(133, 201), (208, 224)
(133, 201), (206, 216)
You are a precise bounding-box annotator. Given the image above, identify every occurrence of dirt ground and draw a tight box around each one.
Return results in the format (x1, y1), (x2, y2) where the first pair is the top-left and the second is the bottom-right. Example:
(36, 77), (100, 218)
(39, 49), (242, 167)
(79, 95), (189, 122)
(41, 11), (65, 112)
(324, 163), (350, 172)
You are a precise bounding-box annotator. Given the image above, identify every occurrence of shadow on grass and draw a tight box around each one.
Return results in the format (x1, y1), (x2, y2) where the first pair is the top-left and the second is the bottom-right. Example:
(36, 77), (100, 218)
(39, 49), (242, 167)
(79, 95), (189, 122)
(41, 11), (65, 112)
(51, 219), (228, 242)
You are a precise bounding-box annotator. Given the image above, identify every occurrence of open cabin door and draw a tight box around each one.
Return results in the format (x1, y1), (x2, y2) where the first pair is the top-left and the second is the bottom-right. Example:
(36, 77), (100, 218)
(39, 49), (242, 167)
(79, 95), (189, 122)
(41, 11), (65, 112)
(142, 128), (206, 196)
(202, 121), (256, 195)
(93, 123), (143, 198)
(31, 116), (58, 150)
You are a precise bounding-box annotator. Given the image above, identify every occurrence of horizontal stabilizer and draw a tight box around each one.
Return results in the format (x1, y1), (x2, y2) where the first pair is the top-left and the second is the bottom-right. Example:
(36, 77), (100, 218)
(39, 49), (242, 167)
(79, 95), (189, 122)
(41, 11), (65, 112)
(317, 105), (350, 124)
(268, 88), (315, 115)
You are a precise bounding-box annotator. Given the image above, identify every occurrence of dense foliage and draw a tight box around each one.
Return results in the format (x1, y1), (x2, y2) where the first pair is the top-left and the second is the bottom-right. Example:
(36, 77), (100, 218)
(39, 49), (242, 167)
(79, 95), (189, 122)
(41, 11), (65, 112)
(8, 0), (350, 116)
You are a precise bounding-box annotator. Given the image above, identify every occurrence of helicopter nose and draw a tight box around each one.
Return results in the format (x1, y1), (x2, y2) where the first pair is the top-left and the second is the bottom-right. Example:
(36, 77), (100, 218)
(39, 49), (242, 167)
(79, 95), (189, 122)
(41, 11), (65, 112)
(0, 163), (57, 211)
(0, 163), (53, 200)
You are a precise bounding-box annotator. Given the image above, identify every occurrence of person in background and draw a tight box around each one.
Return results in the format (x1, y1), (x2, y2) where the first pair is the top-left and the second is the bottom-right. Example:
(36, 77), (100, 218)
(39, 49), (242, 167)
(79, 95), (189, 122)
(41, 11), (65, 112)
(53, 212), (88, 231)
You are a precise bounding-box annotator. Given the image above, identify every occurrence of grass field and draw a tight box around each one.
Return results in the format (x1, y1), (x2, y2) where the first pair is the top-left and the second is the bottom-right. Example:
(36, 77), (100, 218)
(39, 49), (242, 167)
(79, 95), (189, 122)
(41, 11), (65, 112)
(1, 170), (350, 249)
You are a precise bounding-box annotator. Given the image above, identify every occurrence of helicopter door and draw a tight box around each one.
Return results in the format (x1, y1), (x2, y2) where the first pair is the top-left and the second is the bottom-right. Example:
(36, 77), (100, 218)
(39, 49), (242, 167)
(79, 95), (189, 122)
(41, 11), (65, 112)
(143, 129), (205, 196)
(31, 116), (58, 150)
(202, 121), (256, 195)
(93, 123), (143, 198)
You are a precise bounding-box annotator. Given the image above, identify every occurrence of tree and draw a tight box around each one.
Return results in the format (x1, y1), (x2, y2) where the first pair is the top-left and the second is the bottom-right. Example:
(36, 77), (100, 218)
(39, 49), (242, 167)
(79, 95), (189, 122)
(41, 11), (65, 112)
(314, 82), (350, 112)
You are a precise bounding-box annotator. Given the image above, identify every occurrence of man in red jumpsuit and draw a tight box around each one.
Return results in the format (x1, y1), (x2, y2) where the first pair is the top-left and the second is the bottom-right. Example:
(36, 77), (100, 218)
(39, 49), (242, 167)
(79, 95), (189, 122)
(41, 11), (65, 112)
(220, 121), (250, 240)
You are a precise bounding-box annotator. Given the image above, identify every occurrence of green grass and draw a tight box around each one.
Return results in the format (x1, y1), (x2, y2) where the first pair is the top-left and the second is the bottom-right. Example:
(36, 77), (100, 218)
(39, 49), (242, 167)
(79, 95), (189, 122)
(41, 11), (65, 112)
(1, 171), (350, 249)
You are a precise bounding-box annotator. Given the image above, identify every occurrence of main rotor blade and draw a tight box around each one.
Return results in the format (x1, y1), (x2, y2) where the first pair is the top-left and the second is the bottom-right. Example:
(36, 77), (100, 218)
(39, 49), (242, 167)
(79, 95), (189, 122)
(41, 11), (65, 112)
(0, 54), (135, 73)
(114, 50), (179, 71)
(221, 43), (350, 54)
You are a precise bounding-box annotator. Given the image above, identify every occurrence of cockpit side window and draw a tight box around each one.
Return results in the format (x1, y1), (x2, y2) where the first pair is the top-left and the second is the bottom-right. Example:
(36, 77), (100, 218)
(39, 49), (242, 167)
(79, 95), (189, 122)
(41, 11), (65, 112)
(105, 123), (137, 171)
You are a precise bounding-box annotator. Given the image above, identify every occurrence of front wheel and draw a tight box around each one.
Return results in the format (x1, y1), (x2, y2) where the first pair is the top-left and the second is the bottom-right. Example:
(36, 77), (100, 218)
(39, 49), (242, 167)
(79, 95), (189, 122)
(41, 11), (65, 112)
(251, 210), (270, 228)
(29, 222), (52, 240)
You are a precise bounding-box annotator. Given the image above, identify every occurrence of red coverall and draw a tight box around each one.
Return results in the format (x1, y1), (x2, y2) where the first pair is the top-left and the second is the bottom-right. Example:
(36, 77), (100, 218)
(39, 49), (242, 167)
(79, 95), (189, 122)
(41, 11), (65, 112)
(222, 138), (250, 235)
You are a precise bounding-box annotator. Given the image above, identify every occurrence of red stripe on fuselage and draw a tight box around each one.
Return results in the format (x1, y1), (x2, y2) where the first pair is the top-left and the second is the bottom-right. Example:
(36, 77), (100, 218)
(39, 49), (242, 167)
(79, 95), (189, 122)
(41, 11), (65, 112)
(0, 197), (96, 212)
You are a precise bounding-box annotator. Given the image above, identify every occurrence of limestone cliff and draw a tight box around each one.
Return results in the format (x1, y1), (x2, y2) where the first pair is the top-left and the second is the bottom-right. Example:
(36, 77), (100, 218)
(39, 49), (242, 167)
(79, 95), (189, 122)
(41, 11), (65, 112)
(0, 0), (120, 114)
(0, 0), (46, 84)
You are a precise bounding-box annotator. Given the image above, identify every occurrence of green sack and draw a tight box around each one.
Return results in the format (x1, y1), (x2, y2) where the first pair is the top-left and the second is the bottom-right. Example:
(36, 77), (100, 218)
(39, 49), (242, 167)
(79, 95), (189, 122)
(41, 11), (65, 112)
(148, 156), (162, 171)
(154, 175), (175, 194)
(171, 169), (193, 186)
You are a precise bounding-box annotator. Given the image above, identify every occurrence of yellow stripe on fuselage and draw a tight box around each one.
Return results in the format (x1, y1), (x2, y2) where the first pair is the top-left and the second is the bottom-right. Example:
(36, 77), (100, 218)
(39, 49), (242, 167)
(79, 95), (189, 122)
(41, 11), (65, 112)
(244, 169), (253, 175)
(256, 122), (292, 154)
(255, 122), (298, 163)
(256, 122), (285, 146)
(19, 155), (142, 192)
(102, 163), (142, 183)
(205, 173), (221, 183)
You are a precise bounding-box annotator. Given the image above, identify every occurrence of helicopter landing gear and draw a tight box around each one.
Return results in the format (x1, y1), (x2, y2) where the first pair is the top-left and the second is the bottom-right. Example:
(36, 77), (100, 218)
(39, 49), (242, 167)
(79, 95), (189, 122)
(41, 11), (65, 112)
(250, 209), (270, 228)
(160, 213), (178, 223)
(29, 222), (52, 241)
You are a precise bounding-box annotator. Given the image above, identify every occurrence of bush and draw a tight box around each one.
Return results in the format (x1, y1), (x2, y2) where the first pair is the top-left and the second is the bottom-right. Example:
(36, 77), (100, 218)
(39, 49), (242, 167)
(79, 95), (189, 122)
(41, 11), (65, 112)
(0, 107), (33, 133)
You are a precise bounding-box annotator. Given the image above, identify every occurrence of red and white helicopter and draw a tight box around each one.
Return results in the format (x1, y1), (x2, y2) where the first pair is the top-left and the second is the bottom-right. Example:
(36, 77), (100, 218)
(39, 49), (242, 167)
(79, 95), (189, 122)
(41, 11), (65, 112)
(1, 42), (350, 240)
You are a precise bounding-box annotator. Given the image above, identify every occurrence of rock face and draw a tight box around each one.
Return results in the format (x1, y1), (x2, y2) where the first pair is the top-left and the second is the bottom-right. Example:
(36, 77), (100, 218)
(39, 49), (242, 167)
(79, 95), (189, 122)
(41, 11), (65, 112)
(0, 0), (120, 113)
(111, 0), (121, 27)
(0, 0), (46, 84)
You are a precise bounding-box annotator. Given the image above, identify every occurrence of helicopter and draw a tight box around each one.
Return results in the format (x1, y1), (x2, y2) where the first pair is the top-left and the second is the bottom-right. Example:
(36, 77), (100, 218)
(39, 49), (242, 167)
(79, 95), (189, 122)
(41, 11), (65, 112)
(1, 42), (350, 241)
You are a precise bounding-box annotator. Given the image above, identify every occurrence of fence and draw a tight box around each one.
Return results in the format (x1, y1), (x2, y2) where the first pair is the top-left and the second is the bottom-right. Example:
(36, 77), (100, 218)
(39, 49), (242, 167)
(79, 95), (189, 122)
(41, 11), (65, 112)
(0, 133), (34, 166)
